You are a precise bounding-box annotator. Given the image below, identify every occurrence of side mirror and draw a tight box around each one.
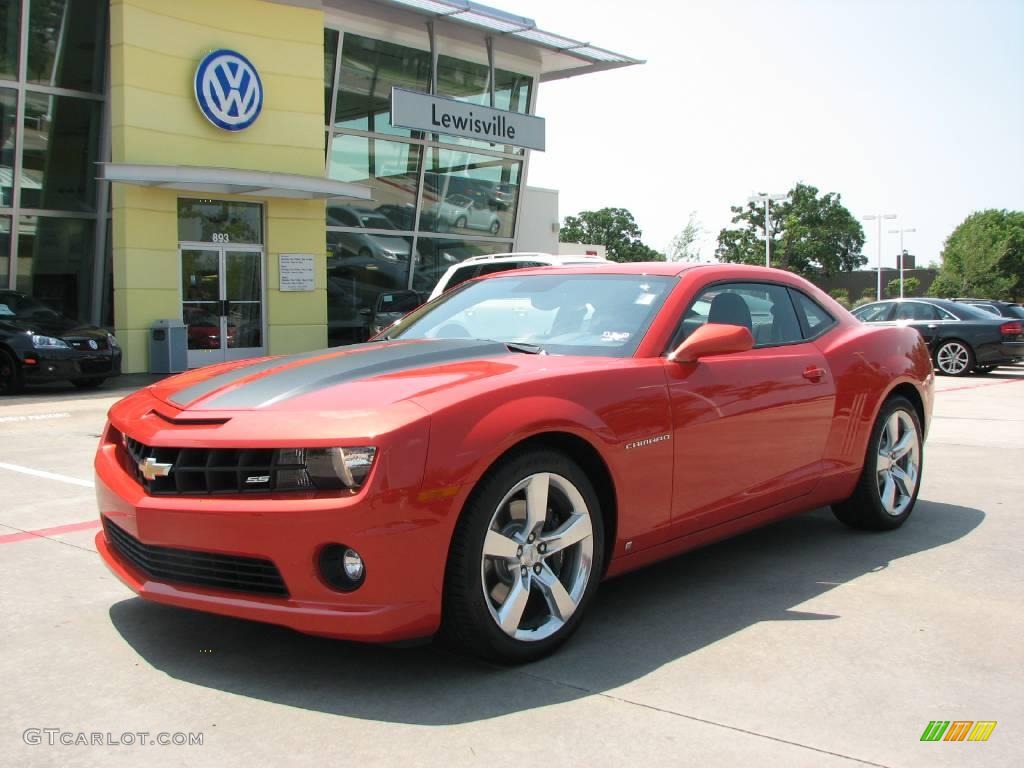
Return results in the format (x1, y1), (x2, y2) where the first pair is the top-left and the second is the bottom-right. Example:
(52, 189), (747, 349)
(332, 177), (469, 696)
(669, 323), (754, 363)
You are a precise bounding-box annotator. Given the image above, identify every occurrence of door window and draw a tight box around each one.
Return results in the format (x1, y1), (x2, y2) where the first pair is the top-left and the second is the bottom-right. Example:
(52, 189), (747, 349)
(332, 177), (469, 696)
(852, 302), (894, 322)
(894, 302), (940, 321)
(677, 282), (803, 348)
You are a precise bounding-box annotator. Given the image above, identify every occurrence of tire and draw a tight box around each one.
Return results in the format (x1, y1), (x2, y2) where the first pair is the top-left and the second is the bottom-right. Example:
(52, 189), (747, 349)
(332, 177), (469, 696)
(0, 349), (24, 395)
(934, 339), (974, 376)
(832, 396), (923, 531)
(443, 449), (604, 663)
(454, 216), (467, 229)
(358, 247), (372, 260)
(71, 377), (106, 390)
(489, 220), (500, 235)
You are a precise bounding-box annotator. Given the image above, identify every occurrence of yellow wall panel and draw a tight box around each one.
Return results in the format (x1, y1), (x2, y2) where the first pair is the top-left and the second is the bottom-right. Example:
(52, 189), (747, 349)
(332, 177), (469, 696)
(267, 289), (328, 326)
(269, 324), (328, 356)
(113, 248), (178, 291)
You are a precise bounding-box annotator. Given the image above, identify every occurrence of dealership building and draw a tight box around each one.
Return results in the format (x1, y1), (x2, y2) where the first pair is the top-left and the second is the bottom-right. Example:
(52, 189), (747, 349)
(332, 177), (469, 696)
(0, 0), (638, 371)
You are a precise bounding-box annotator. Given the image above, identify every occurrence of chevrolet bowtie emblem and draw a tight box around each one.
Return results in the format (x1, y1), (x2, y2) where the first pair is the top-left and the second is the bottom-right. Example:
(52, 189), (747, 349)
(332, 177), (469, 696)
(139, 457), (173, 481)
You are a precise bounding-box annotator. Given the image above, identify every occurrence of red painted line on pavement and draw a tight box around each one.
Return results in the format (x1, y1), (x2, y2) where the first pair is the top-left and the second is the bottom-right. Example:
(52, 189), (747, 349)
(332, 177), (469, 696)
(0, 519), (101, 545)
(939, 377), (1024, 394)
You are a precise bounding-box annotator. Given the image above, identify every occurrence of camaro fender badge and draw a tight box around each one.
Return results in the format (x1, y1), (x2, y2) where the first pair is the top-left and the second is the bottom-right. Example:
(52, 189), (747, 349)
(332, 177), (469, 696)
(245, 475), (271, 484)
(624, 434), (671, 451)
(139, 457), (173, 481)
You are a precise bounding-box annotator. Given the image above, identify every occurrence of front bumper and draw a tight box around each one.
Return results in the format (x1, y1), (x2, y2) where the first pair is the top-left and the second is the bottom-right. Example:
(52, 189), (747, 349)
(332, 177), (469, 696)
(94, 418), (450, 643)
(22, 347), (122, 383)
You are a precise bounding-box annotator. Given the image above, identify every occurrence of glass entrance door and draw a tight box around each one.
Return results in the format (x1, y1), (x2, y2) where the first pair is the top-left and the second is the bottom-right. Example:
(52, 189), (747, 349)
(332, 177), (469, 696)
(181, 246), (265, 368)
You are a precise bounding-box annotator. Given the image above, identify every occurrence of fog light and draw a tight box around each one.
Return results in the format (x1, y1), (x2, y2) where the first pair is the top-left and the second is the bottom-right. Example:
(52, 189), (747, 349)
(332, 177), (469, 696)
(342, 549), (364, 580)
(318, 544), (366, 591)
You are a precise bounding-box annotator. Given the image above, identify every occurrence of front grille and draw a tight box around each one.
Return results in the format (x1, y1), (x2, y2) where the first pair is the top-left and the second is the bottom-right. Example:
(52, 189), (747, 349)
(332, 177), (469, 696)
(103, 518), (288, 597)
(67, 337), (109, 351)
(122, 436), (306, 496)
(78, 359), (113, 375)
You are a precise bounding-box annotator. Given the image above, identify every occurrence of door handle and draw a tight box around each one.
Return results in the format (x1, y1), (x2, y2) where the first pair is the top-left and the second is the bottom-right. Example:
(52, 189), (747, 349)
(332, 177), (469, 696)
(926, 324), (938, 329)
(802, 366), (827, 382)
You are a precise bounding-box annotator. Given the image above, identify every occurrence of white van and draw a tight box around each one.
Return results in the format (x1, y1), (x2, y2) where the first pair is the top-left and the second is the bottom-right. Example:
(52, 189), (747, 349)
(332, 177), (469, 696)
(427, 252), (609, 301)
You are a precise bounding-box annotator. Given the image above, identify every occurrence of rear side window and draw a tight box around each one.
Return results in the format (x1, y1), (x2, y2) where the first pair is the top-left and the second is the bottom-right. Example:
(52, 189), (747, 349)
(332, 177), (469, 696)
(790, 290), (835, 337)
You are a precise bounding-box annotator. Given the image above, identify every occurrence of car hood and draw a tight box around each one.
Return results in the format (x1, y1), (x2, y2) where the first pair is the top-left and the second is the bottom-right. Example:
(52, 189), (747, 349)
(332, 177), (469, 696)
(0, 315), (108, 339)
(147, 338), (599, 414)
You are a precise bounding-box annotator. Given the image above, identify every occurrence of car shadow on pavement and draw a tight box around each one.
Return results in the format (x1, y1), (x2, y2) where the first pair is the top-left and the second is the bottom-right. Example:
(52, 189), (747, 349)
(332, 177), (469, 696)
(108, 500), (983, 725)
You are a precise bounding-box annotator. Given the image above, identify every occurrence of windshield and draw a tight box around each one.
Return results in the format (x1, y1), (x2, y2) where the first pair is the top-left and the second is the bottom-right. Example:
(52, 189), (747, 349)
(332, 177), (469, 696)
(0, 291), (62, 321)
(384, 273), (676, 357)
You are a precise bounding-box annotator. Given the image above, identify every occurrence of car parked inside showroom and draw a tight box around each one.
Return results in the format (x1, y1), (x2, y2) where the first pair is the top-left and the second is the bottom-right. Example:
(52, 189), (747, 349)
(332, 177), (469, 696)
(0, 290), (122, 394)
(852, 297), (1024, 375)
(94, 263), (932, 662)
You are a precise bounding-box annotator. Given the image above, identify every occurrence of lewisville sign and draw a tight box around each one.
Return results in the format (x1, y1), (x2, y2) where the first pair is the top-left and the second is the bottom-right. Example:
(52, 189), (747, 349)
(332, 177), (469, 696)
(390, 87), (545, 151)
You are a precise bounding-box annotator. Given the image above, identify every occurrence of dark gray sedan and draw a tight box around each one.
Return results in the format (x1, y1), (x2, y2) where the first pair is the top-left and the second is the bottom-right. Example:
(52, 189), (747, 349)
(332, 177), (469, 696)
(852, 298), (1024, 376)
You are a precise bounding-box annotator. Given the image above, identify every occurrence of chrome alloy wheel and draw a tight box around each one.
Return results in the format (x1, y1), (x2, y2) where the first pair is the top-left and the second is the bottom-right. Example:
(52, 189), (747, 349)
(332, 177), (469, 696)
(936, 341), (970, 375)
(875, 410), (921, 517)
(480, 472), (594, 642)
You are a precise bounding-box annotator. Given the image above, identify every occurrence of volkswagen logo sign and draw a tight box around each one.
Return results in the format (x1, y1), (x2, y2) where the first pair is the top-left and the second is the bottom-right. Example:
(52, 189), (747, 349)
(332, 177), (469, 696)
(194, 49), (263, 131)
(88, 339), (98, 350)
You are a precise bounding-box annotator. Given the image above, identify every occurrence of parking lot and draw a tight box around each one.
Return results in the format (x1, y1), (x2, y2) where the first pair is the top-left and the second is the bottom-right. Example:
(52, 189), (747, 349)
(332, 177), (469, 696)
(1, 370), (1021, 767)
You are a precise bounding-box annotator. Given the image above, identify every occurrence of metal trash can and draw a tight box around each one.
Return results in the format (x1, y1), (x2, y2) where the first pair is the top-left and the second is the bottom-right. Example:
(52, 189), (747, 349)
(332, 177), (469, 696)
(149, 319), (187, 374)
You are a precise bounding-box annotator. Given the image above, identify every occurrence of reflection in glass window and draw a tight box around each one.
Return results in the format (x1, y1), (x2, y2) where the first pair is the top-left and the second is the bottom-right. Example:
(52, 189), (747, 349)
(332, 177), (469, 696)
(0, 88), (16, 208)
(15, 215), (94, 320)
(326, 134), (421, 215)
(177, 199), (264, 244)
(324, 28), (339, 124)
(334, 33), (430, 137)
(21, 92), (100, 211)
(791, 290), (834, 335)
(0, 0), (19, 79)
(326, 230), (412, 346)
(434, 55), (532, 153)
(420, 148), (521, 237)
(681, 282), (803, 348)
(0, 216), (10, 287)
(412, 237), (512, 295)
(28, 0), (106, 92)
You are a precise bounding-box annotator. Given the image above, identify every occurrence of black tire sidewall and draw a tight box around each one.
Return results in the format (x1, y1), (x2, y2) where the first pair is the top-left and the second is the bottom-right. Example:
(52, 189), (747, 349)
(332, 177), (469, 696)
(443, 449), (605, 663)
(854, 396), (924, 530)
(0, 349), (24, 395)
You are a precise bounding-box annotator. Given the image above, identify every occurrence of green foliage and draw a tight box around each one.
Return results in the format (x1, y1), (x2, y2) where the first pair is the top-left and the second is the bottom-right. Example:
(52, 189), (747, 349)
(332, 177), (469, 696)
(852, 296), (876, 309)
(559, 207), (666, 263)
(828, 288), (851, 309)
(886, 276), (921, 297)
(669, 211), (704, 262)
(861, 286), (877, 300)
(931, 210), (1024, 299)
(716, 182), (867, 277)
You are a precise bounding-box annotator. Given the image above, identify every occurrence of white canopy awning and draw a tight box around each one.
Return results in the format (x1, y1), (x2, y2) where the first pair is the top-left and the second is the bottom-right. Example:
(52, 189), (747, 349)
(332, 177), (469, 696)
(98, 163), (373, 201)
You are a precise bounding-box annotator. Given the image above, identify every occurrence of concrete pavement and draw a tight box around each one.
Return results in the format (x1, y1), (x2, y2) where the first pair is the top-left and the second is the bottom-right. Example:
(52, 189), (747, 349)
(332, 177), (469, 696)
(1, 369), (1021, 767)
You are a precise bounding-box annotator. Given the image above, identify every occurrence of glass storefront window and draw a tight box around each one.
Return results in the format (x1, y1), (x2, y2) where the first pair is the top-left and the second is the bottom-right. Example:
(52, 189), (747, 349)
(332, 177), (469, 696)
(326, 229), (412, 346)
(434, 56), (532, 153)
(411, 237), (513, 295)
(0, 0), (19, 79)
(1, 88), (16, 208)
(0, 216), (10, 287)
(327, 134), (421, 217)
(27, 0), (105, 92)
(419, 148), (521, 238)
(324, 28), (339, 124)
(177, 199), (264, 244)
(334, 33), (430, 137)
(15, 215), (94, 320)
(21, 92), (100, 211)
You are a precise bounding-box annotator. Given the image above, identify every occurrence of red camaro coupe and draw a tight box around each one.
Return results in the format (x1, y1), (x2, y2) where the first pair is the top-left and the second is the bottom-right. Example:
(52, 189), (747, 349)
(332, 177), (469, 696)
(95, 263), (933, 662)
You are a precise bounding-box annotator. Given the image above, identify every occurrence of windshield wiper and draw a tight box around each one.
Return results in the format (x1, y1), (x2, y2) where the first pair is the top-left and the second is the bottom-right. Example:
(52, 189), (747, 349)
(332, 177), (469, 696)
(504, 341), (545, 355)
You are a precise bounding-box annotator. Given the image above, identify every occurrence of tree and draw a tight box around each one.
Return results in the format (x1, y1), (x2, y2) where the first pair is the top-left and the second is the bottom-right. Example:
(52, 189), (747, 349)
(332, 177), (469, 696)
(829, 288), (851, 308)
(668, 211), (704, 262)
(560, 207), (666, 263)
(930, 210), (1024, 299)
(886, 276), (921, 297)
(716, 182), (867, 277)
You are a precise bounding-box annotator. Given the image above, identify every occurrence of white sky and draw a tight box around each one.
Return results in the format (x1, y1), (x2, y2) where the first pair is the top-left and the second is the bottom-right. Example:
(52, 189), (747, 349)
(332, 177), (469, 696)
(512, 0), (1024, 268)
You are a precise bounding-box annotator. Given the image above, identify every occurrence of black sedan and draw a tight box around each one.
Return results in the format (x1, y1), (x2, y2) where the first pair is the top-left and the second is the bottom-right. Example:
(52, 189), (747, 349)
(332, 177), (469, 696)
(0, 291), (122, 394)
(951, 298), (1024, 320)
(852, 297), (1024, 376)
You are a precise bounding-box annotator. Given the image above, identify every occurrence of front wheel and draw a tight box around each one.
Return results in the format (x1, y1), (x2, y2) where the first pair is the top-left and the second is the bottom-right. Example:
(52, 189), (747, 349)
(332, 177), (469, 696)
(0, 349), (24, 395)
(443, 449), (604, 663)
(934, 339), (974, 376)
(832, 396), (923, 531)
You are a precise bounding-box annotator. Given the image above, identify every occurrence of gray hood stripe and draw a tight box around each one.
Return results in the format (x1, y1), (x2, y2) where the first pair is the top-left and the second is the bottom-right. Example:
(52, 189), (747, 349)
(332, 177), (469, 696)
(174, 339), (510, 410)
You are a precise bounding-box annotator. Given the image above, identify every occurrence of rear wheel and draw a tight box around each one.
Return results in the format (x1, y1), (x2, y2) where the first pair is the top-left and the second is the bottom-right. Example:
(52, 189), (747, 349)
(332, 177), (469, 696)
(443, 449), (604, 663)
(0, 349), (24, 395)
(833, 396), (923, 531)
(934, 339), (973, 376)
(454, 216), (468, 229)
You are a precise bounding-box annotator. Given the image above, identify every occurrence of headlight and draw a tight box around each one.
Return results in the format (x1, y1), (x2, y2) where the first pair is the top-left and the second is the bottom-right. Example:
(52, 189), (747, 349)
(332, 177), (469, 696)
(31, 334), (69, 349)
(274, 447), (377, 491)
(107, 333), (120, 348)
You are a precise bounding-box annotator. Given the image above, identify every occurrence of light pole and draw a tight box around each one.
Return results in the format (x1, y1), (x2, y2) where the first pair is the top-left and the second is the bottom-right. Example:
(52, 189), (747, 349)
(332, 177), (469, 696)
(748, 193), (788, 267)
(863, 213), (897, 299)
(888, 227), (916, 298)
